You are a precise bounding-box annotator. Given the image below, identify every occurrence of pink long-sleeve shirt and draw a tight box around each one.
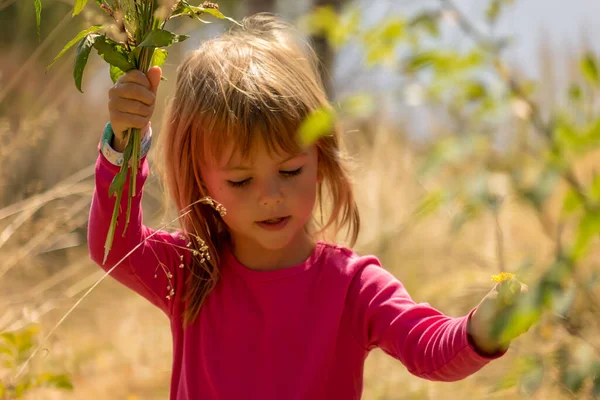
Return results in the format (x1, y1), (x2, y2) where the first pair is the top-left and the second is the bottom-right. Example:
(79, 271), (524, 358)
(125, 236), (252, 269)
(88, 145), (505, 400)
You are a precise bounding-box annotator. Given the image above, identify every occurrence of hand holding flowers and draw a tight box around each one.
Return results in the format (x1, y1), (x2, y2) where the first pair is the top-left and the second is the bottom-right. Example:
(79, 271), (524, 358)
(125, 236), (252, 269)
(468, 273), (534, 356)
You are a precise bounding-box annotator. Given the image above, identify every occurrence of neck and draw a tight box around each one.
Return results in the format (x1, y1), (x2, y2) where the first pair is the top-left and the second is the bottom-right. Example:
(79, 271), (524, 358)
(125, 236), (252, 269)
(230, 232), (316, 271)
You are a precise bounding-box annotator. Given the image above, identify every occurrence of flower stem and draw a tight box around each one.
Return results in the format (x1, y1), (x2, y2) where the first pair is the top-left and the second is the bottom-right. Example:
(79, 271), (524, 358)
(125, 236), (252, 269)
(104, 15), (156, 261)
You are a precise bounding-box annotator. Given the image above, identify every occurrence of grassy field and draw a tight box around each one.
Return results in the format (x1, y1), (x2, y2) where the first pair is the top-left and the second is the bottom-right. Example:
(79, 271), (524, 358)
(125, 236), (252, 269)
(1, 2), (599, 399)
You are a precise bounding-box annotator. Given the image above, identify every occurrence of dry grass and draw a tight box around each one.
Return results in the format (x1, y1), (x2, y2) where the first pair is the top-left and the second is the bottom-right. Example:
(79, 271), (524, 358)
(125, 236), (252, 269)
(1, 6), (599, 399)
(3, 107), (597, 399)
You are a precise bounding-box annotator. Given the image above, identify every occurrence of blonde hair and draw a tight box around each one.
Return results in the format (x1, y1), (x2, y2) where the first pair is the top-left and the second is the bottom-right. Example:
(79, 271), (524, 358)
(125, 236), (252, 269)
(158, 13), (359, 326)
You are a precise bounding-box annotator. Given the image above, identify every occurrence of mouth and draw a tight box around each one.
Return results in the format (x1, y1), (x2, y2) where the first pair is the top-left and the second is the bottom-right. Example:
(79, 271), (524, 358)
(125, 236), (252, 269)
(259, 217), (288, 224)
(256, 216), (291, 230)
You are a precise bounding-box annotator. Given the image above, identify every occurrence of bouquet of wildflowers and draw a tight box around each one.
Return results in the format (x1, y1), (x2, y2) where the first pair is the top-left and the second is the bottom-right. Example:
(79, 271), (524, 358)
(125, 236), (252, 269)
(36, 0), (238, 263)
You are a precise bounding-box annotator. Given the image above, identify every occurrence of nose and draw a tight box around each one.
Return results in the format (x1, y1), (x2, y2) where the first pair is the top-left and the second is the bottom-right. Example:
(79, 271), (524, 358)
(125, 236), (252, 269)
(259, 176), (283, 207)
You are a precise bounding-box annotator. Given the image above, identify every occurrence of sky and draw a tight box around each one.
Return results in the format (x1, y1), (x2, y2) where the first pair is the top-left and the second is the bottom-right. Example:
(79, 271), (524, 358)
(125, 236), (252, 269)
(461, 0), (600, 74)
(333, 0), (600, 96)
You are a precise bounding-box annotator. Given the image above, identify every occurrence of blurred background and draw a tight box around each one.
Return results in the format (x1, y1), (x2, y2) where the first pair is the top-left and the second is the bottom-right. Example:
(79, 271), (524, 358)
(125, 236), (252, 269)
(1, 0), (600, 398)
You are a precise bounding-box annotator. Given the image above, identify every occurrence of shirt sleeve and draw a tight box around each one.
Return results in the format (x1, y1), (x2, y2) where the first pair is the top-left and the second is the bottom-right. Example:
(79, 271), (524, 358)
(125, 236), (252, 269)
(87, 142), (190, 319)
(348, 261), (506, 382)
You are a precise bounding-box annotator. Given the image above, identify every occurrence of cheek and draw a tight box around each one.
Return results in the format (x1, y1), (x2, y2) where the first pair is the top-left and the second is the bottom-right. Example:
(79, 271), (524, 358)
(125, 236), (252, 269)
(204, 182), (248, 226)
(208, 184), (238, 212)
(293, 170), (319, 212)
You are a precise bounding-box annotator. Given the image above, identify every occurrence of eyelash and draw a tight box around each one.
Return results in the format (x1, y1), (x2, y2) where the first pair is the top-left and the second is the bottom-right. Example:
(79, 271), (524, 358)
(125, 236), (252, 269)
(227, 167), (304, 188)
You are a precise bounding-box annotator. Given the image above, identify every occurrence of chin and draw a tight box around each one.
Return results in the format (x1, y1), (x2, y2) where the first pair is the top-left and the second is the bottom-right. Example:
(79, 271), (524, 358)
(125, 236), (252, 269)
(253, 221), (308, 250)
(254, 232), (297, 251)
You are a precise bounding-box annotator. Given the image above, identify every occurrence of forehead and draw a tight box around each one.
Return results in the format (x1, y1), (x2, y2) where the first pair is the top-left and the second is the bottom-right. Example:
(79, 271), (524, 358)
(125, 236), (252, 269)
(203, 129), (304, 169)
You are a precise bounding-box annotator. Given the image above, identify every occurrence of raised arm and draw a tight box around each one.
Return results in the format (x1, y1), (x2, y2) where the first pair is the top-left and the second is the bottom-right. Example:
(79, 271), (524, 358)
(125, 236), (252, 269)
(88, 126), (189, 319)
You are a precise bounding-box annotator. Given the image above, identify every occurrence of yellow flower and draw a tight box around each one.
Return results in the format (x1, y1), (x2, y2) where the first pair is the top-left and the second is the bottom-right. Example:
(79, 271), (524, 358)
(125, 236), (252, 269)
(491, 272), (516, 283)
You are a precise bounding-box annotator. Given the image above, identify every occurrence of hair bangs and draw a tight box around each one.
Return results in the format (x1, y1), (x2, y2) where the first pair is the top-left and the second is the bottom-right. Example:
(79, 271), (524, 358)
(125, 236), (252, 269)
(193, 73), (310, 167)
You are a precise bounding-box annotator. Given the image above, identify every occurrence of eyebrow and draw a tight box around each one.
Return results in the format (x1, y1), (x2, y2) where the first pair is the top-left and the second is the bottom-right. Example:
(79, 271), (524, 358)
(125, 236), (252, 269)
(224, 152), (308, 171)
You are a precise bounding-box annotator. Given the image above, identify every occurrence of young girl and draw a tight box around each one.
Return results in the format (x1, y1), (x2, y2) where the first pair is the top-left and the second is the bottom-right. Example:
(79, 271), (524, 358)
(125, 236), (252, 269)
(89, 12), (529, 400)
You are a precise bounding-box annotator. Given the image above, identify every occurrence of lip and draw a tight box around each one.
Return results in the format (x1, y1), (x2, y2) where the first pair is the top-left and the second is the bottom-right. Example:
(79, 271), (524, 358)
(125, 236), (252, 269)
(255, 216), (290, 231)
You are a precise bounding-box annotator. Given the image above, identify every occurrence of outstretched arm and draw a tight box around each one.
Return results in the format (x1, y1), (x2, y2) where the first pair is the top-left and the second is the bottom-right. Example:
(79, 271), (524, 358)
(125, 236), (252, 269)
(348, 262), (506, 382)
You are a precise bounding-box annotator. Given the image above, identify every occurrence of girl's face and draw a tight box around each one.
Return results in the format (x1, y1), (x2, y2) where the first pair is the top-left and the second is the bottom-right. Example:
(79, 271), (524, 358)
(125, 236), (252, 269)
(201, 139), (320, 269)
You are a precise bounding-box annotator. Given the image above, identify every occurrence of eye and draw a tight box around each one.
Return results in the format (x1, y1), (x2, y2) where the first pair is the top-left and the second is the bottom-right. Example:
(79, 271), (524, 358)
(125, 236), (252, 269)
(280, 167), (303, 177)
(227, 178), (251, 188)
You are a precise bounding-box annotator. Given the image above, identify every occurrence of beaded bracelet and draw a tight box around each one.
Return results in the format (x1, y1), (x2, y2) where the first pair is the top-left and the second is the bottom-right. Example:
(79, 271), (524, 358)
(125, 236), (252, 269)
(101, 122), (152, 167)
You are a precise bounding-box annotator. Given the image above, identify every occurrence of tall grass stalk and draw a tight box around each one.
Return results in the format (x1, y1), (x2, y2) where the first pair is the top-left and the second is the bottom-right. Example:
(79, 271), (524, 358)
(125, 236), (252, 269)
(10, 195), (220, 382)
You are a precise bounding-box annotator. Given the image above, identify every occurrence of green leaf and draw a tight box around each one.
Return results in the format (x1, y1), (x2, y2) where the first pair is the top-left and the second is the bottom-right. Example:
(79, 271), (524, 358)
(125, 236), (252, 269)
(34, 0), (42, 42)
(518, 355), (545, 396)
(172, 1), (240, 25)
(380, 20), (405, 43)
(15, 379), (33, 397)
(592, 364), (600, 398)
(492, 355), (544, 395)
(523, 168), (560, 210)
(464, 80), (487, 102)
(492, 370), (518, 392)
(0, 343), (13, 357)
(585, 116), (600, 143)
(571, 211), (600, 261)
(552, 283), (576, 318)
(486, 0), (514, 24)
(590, 173), (600, 201)
(15, 325), (39, 356)
(405, 51), (437, 73)
(418, 135), (477, 177)
(561, 366), (586, 394)
(568, 83), (582, 102)
(300, 6), (339, 38)
(109, 169), (128, 197)
(492, 288), (542, 345)
(138, 29), (189, 48)
(104, 187), (123, 264)
(486, 0), (501, 23)
(0, 381), (4, 397)
(93, 36), (135, 72)
(363, 18), (406, 66)
(562, 188), (583, 216)
(408, 12), (440, 37)
(46, 25), (103, 72)
(581, 53), (599, 86)
(74, 33), (98, 93)
(556, 119), (584, 150)
(1, 332), (17, 347)
(73, 0), (88, 17)
(151, 48), (168, 67)
(405, 50), (484, 75)
(37, 373), (73, 390)
(413, 190), (445, 221)
(339, 94), (375, 118)
(195, 7), (226, 20)
(109, 65), (125, 84)
(298, 107), (335, 146)
(329, 8), (360, 48)
(450, 205), (478, 233)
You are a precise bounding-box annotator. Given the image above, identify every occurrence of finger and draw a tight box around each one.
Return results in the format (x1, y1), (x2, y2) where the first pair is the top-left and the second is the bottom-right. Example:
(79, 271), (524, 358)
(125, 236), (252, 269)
(118, 69), (151, 90)
(112, 111), (149, 130)
(147, 66), (162, 96)
(109, 97), (153, 118)
(112, 83), (156, 106)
